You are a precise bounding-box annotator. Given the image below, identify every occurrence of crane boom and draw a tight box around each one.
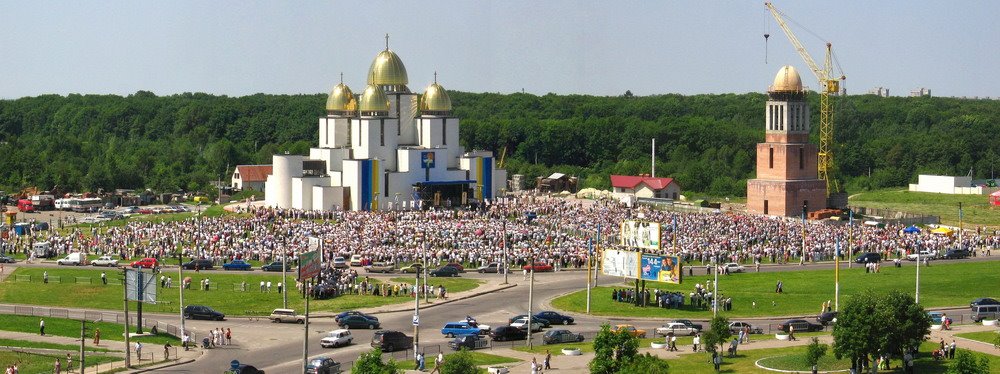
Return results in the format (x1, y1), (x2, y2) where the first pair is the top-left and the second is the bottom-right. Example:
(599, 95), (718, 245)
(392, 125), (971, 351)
(765, 3), (826, 83)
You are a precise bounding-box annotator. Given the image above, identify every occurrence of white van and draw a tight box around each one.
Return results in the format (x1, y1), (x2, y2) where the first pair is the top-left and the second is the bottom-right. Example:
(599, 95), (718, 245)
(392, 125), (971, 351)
(56, 252), (84, 266)
(350, 254), (363, 267)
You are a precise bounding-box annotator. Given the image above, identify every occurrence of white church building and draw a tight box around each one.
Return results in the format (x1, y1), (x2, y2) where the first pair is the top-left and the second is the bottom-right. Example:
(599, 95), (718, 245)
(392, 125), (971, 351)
(265, 40), (507, 211)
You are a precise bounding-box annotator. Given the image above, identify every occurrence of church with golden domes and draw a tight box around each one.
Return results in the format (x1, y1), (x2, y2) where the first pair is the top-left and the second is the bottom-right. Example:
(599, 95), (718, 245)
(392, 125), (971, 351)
(265, 38), (507, 211)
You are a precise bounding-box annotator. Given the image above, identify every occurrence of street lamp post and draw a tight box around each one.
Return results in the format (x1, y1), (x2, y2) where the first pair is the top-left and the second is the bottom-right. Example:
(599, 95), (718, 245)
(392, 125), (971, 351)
(713, 255), (719, 318)
(177, 250), (185, 342)
(281, 238), (287, 309)
(413, 247), (421, 363)
(527, 254), (535, 349)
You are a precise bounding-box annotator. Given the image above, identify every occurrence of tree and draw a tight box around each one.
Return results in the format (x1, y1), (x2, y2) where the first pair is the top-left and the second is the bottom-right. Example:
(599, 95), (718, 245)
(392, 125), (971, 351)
(833, 289), (930, 372)
(351, 347), (399, 374)
(947, 349), (990, 374)
(701, 316), (731, 355)
(805, 337), (828, 368)
(439, 349), (477, 374)
(589, 323), (640, 374)
(617, 353), (669, 374)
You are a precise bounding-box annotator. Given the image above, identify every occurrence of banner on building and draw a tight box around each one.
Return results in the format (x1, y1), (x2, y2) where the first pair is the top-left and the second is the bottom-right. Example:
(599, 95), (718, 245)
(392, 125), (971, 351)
(601, 249), (640, 279)
(640, 254), (682, 284)
(620, 220), (661, 250)
(125, 269), (157, 303)
(298, 250), (321, 280)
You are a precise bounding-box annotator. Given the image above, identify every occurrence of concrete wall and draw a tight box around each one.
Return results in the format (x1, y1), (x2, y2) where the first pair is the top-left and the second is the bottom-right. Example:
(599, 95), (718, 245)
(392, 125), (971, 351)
(265, 155), (303, 208)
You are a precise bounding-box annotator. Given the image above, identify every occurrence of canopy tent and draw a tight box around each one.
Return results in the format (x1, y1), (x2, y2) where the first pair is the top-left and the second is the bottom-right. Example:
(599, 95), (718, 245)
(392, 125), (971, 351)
(902, 225), (921, 234)
(931, 227), (954, 236)
(991, 190), (1000, 206)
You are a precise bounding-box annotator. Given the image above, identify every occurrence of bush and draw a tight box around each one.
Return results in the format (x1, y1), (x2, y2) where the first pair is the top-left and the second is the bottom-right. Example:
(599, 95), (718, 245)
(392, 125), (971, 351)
(439, 348), (477, 374)
(947, 349), (991, 374)
(805, 337), (828, 367)
(351, 348), (399, 374)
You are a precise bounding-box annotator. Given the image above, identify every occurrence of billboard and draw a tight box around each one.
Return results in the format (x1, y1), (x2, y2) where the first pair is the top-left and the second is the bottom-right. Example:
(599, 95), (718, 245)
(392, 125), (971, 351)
(620, 221), (661, 250)
(126, 269), (157, 303)
(298, 250), (321, 280)
(601, 249), (640, 278)
(640, 254), (682, 284)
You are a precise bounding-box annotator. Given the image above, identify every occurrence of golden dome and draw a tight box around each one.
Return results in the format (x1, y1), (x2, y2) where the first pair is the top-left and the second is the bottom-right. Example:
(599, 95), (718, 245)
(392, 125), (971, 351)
(367, 49), (409, 88)
(325, 82), (357, 115)
(358, 84), (390, 114)
(420, 81), (452, 113)
(771, 65), (803, 92)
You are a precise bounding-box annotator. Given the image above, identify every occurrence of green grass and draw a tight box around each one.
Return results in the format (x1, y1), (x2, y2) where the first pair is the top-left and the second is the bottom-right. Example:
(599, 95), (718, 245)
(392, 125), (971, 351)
(553, 260), (1000, 318)
(0, 268), (484, 316)
(0, 315), (178, 345)
(956, 330), (1000, 347)
(757, 351), (852, 371)
(0, 351), (118, 373)
(400, 350), (520, 371)
(0, 338), (115, 352)
(850, 189), (1000, 226)
(511, 332), (828, 355)
(389, 277), (483, 294)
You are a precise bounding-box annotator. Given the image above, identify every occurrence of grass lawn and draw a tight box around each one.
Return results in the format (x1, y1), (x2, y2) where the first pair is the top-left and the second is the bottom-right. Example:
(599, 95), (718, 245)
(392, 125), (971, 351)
(849, 189), (1000, 226)
(0, 351), (118, 373)
(757, 350), (852, 371)
(0, 268), (484, 316)
(512, 332), (828, 355)
(956, 330), (1000, 347)
(0, 338), (115, 352)
(0, 315), (178, 345)
(389, 277), (483, 294)
(553, 260), (1000, 318)
(399, 350), (520, 371)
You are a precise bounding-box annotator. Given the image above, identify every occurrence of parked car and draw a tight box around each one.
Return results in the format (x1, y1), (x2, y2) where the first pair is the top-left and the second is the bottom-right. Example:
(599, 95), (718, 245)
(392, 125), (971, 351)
(444, 262), (466, 272)
(535, 311), (574, 325)
(655, 322), (699, 337)
(509, 314), (550, 328)
(928, 311), (944, 325)
(722, 263), (746, 273)
(449, 334), (489, 351)
(269, 308), (305, 324)
(971, 304), (1000, 322)
(319, 329), (353, 348)
(477, 262), (502, 273)
(261, 261), (289, 272)
(489, 325), (528, 341)
(0, 254), (14, 263)
(611, 324), (646, 338)
(399, 263), (423, 273)
(223, 259), (252, 271)
(970, 298), (1000, 308)
(332, 257), (348, 269)
(429, 266), (460, 277)
(91, 255), (118, 267)
(56, 253), (84, 266)
(338, 315), (380, 329)
(728, 321), (763, 334)
(131, 257), (159, 269)
(335, 311), (377, 323)
(671, 319), (703, 331)
(349, 254), (363, 267)
(509, 317), (544, 332)
(542, 329), (584, 344)
(364, 262), (396, 273)
(305, 357), (341, 374)
(183, 305), (225, 321)
(906, 250), (937, 261)
(182, 259), (214, 270)
(441, 322), (483, 337)
(778, 319), (822, 333)
(941, 249), (971, 259)
(370, 330), (412, 352)
(816, 311), (839, 326)
(522, 263), (554, 272)
(855, 252), (881, 264)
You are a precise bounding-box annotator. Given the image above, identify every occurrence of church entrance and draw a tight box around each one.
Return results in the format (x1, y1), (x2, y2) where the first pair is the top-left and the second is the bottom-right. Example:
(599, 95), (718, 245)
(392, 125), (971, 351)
(413, 180), (475, 209)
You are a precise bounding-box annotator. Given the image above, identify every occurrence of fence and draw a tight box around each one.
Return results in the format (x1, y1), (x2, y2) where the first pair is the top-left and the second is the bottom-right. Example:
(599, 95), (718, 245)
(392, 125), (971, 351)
(3, 304), (187, 340)
(851, 206), (940, 226)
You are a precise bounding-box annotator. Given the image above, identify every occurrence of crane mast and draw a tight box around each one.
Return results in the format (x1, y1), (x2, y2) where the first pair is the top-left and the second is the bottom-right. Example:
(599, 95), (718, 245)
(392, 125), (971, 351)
(765, 2), (842, 195)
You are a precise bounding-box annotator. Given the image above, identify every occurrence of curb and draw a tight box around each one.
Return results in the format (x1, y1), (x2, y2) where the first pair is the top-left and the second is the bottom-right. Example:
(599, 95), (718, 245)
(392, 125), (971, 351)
(362, 283), (519, 315)
(132, 357), (197, 373)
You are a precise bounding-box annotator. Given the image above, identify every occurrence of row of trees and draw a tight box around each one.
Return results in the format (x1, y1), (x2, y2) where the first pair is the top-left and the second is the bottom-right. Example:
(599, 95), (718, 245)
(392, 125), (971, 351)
(1, 90), (997, 195)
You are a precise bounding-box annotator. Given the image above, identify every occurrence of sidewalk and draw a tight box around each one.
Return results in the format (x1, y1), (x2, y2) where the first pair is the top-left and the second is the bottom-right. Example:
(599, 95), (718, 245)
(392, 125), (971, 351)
(929, 323), (1000, 356)
(311, 280), (518, 318)
(0, 329), (202, 373)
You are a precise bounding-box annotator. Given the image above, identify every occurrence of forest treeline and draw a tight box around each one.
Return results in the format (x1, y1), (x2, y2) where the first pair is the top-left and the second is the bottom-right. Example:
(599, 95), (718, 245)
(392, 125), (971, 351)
(0, 90), (998, 197)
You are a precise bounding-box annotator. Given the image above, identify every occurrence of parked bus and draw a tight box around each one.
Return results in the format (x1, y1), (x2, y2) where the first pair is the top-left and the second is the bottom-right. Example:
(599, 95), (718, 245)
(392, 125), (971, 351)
(70, 198), (103, 213)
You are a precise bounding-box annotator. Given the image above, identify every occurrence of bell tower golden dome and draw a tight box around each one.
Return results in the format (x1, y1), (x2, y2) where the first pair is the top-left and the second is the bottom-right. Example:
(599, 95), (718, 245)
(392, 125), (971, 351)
(770, 65), (803, 93)
(367, 34), (409, 93)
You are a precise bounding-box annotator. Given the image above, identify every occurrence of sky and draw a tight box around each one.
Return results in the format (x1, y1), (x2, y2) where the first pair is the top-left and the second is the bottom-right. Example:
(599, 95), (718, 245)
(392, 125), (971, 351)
(2, 1), (998, 99)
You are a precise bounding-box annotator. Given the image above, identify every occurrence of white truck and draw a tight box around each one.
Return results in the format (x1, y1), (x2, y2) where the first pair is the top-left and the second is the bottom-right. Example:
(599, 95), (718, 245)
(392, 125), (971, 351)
(56, 252), (85, 266)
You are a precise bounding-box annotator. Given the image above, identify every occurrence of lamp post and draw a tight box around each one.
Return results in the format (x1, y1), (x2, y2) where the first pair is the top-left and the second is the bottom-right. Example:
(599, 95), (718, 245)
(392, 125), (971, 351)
(712, 254), (719, 318)
(177, 250), (185, 342)
(527, 253), (535, 349)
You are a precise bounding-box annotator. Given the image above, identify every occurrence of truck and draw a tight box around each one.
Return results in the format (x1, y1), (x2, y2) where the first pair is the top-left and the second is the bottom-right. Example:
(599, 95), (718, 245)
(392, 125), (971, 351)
(17, 199), (35, 213)
(30, 195), (55, 211)
(32, 242), (55, 258)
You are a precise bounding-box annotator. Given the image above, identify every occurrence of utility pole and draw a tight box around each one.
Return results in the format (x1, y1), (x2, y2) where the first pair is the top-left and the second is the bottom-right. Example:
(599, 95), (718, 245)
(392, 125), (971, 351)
(282, 239), (288, 309)
(413, 252), (421, 362)
(527, 254), (535, 349)
(713, 255), (718, 318)
(178, 250), (185, 343)
(423, 242), (429, 303)
(586, 237), (593, 314)
(959, 202), (964, 250)
(80, 319), (86, 374)
(123, 270), (131, 369)
(848, 210), (854, 268)
(302, 279), (310, 373)
(800, 204), (807, 265)
(834, 236), (840, 311)
(915, 247), (921, 304)
(501, 221), (508, 285)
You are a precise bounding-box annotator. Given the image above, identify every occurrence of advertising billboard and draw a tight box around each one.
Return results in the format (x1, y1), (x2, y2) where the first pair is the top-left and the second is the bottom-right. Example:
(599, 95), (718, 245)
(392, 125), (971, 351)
(601, 249), (640, 279)
(126, 269), (157, 303)
(298, 250), (321, 280)
(640, 254), (682, 284)
(620, 220), (661, 250)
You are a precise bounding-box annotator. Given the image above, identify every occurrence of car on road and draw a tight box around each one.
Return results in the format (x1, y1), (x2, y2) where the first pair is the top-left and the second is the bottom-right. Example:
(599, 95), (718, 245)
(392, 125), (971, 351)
(305, 356), (341, 374)
(319, 329), (353, 348)
(91, 255), (118, 267)
(261, 261), (290, 272)
(335, 311), (377, 323)
(543, 329), (584, 344)
(332, 257), (348, 269)
(226, 363), (265, 374)
(338, 315), (380, 329)
(778, 319), (823, 333)
(349, 254), (363, 267)
(509, 314), (551, 328)
(269, 308), (305, 324)
(370, 330), (412, 352)
(855, 252), (881, 264)
(970, 298), (1000, 308)
(611, 324), (646, 338)
(444, 262), (466, 272)
(399, 263), (423, 273)
(449, 334), (489, 351)
(183, 305), (225, 321)
(728, 321), (763, 334)
(522, 263), (554, 272)
(364, 262), (396, 273)
(817, 311), (839, 326)
(130, 257), (159, 269)
(509, 317), (544, 332)
(489, 325), (528, 341)
(222, 259), (252, 271)
(442, 322), (484, 337)
(56, 253), (84, 266)
(182, 259), (214, 270)
(0, 254), (14, 263)
(671, 319), (703, 331)
(429, 266), (460, 277)
(535, 311), (574, 325)
(655, 322), (699, 337)
(928, 311), (944, 325)
(906, 250), (937, 261)
(722, 263), (746, 273)
(477, 262), (502, 273)
(941, 249), (971, 259)
(971, 305), (1000, 322)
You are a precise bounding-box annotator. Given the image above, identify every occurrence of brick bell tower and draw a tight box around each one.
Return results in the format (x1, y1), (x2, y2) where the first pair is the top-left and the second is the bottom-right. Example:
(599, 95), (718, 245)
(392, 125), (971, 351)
(747, 66), (827, 216)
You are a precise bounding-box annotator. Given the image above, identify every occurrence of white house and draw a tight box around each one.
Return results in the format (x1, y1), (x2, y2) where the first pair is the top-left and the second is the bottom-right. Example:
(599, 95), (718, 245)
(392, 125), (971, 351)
(610, 175), (681, 200)
(231, 165), (272, 192)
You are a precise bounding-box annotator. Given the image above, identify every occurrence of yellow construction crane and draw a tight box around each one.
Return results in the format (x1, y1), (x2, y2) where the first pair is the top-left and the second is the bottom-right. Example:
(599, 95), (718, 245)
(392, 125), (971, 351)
(765, 2), (845, 195)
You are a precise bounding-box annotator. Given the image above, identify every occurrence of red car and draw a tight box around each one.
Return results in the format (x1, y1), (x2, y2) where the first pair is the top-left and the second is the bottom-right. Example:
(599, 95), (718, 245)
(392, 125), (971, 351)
(131, 258), (159, 269)
(522, 263), (553, 272)
(445, 263), (466, 273)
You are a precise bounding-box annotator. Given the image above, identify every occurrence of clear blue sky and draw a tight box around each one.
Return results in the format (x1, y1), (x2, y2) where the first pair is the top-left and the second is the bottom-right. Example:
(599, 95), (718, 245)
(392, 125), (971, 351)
(1, 1), (997, 99)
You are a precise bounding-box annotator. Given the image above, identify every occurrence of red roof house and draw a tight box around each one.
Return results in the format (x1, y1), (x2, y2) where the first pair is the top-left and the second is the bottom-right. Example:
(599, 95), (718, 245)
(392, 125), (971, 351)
(610, 175), (680, 200)
(232, 165), (273, 191)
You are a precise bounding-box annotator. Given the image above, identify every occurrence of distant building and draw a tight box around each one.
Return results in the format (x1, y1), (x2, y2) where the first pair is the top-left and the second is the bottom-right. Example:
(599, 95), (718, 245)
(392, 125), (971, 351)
(231, 165), (272, 192)
(910, 88), (932, 97)
(536, 173), (578, 194)
(868, 87), (890, 97)
(610, 175), (680, 200)
(908, 175), (999, 195)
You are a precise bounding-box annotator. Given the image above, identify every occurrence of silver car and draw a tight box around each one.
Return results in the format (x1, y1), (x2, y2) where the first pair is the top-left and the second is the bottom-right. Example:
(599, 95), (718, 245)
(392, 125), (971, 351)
(542, 329), (584, 344)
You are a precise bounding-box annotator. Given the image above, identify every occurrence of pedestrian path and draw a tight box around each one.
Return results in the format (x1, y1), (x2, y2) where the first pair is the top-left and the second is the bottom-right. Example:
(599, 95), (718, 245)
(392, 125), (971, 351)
(0, 329), (202, 373)
(929, 323), (1000, 356)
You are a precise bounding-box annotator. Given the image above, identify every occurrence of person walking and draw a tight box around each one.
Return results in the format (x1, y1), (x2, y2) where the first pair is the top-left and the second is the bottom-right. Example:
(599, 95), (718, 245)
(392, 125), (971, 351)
(101, 271), (107, 285)
(43, 271), (48, 284)
(788, 325), (796, 341)
(949, 340), (956, 359)
(93, 328), (101, 345)
(135, 341), (143, 361)
(39, 319), (45, 336)
(164, 342), (171, 360)
(417, 352), (425, 371)
(53, 358), (60, 374)
(544, 350), (551, 370)
(530, 357), (539, 374)
(670, 334), (678, 351)
(693, 334), (700, 352)
(226, 328), (232, 345)
(182, 331), (190, 351)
